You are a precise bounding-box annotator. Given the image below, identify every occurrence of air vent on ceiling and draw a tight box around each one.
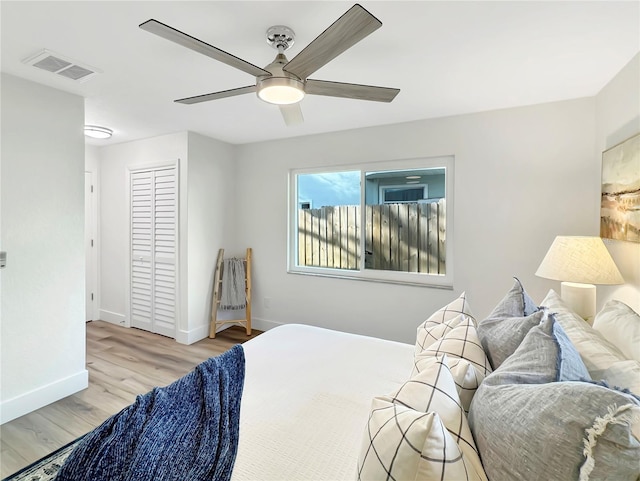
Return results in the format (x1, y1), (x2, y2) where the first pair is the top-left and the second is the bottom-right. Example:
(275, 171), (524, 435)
(22, 49), (101, 82)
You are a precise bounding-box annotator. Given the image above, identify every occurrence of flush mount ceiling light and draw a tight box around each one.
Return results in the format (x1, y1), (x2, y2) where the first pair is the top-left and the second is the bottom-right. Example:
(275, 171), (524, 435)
(406, 175), (421, 180)
(84, 125), (113, 139)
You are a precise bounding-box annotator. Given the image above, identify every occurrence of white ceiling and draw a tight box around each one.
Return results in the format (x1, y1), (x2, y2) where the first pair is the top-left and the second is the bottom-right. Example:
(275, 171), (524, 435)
(2, 1), (639, 146)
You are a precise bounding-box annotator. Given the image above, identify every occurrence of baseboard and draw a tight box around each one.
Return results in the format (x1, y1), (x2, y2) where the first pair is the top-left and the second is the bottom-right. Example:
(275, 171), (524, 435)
(1, 370), (89, 425)
(251, 317), (282, 332)
(175, 324), (209, 345)
(97, 313), (279, 343)
(99, 309), (126, 326)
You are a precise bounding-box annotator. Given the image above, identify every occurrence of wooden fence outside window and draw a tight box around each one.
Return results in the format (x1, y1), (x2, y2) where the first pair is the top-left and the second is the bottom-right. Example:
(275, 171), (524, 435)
(297, 200), (445, 274)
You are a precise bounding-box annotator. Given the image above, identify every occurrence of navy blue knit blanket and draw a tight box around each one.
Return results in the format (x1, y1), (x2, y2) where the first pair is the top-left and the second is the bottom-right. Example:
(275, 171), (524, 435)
(54, 345), (245, 481)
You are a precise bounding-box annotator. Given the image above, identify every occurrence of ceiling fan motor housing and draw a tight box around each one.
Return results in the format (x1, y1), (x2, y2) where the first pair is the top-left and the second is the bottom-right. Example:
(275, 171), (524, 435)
(257, 52), (305, 105)
(266, 25), (295, 52)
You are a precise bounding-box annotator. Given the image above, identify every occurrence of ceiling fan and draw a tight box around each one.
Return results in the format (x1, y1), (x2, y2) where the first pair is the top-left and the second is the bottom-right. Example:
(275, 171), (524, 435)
(139, 3), (400, 126)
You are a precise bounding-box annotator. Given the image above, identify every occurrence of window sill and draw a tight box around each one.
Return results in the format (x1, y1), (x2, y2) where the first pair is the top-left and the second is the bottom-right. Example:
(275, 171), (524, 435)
(287, 267), (453, 289)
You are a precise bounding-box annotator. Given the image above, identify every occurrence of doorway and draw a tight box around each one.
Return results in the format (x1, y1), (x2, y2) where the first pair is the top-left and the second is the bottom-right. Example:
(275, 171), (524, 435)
(85, 171), (98, 321)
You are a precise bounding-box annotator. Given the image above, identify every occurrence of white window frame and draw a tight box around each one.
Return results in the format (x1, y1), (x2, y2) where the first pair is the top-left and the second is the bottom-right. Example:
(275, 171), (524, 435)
(287, 156), (454, 288)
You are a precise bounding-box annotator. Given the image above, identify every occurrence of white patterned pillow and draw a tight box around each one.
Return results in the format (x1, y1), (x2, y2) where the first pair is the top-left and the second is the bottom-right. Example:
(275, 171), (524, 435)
(357, 399), (486, 481)
(390, 355), (486, 479)
(358, 356), (488, 481)
(413, 316), (491, 412)
(415, 292), (475, 354)
(447, 357), (486, 414)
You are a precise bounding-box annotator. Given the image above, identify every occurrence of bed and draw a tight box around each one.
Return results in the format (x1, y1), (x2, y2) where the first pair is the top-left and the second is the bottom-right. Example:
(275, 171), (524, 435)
(53, 280), (640, 481)
(232, 323), (414, 480)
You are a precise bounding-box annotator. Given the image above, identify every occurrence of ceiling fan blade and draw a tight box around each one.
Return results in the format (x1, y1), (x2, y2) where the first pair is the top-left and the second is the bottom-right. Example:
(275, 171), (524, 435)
(175, 85), (256, 104)
(306, 79), (399, 102)
(283, 4), (382, 80)
(280, 104), (304, 126)
(140, 19), (271, 78)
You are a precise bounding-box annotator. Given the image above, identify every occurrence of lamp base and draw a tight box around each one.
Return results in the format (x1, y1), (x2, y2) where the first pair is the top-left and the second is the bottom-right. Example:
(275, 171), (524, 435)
(560, 282), (596, 324)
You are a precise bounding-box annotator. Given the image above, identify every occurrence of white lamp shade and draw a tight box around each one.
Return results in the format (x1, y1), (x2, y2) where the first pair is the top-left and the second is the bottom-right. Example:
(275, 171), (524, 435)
(535, 236), (624, 285)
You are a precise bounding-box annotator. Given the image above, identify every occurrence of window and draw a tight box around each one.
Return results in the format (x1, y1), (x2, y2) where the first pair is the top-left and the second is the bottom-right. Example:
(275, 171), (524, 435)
(289, 156), (454, 287)
(380, 185), (427, 203)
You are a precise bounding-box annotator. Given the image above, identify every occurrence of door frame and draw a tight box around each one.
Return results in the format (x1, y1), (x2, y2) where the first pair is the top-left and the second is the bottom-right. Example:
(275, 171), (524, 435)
(85, 170), (99, 322)
(125, 160), (180, 335)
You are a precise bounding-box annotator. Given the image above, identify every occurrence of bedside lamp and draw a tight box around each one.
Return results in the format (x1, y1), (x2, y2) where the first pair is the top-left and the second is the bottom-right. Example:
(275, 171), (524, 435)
(535, 236), (624, 323)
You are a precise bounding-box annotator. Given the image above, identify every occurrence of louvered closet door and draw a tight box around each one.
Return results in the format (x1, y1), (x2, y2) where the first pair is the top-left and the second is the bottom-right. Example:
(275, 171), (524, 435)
(152, 169), (177, 337)
(130, 167), (176, 338)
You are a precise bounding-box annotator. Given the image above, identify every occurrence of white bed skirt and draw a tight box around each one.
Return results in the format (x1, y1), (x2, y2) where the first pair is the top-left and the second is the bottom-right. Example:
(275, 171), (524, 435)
(232, 324), (414, 481)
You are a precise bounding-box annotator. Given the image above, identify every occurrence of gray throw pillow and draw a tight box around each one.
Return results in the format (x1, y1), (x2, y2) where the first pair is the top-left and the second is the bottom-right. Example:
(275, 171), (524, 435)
(486, 277), (538, 319)
(478, 309), (545, 370)
(469, 382), (640, 481)
(469, 315), (640, 481)
(484, 313), (590, 386)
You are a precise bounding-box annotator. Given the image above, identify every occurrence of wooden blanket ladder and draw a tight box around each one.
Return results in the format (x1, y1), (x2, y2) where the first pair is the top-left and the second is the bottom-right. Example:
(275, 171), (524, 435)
(210, 248), (252, 338)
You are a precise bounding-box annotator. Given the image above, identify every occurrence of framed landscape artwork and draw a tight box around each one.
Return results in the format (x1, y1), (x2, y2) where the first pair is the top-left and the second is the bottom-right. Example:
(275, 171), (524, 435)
(600, 133), (640, 243)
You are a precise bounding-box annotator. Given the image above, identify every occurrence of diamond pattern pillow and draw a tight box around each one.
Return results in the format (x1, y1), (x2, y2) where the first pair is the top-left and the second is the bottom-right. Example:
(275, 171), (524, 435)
(413, 316), (491, 412)
(358, 356), (488, 481)
(445, 357), (486, 414)
(414, 316), (491, 378)
(390, 355), (486, 479)
(357, 398), (486, 481)
(415, 292), (475, 354)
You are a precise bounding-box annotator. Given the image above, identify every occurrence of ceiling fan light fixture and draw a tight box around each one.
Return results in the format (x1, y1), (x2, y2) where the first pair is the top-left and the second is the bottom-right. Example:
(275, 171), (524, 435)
(257, 77), (305, 105)
(84, 125), (113, 139)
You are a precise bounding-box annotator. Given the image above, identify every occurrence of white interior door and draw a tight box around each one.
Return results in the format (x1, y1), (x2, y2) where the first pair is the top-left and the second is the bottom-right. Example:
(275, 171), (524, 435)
(151, 169), (177, 337)
(130, 167), (176, 337)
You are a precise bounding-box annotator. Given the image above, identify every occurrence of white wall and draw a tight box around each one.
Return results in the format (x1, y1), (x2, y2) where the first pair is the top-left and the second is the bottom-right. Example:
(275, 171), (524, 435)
(235, 97), (598, 343)
(1, 74), (87, 423)
(183, 132), (237, 343)
(595, 53), (640, 311)
(93, 55), (639, 346)
(85, 145), (100, 173)
(97, 131), (236, 343)
(98, 132), (188, 327)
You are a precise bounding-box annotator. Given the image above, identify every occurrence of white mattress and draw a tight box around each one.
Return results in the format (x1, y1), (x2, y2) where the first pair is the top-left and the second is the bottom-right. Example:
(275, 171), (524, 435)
(231, 324), (414, 481)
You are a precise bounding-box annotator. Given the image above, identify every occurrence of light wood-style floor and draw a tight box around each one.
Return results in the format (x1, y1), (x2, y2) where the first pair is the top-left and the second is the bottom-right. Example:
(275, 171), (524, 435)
(0, 321), (261, 478)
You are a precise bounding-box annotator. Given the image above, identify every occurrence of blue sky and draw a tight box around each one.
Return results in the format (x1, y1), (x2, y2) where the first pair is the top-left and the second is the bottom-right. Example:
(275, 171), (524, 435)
(297, 171), (360, 207)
